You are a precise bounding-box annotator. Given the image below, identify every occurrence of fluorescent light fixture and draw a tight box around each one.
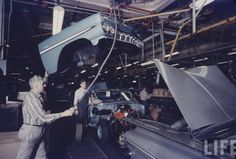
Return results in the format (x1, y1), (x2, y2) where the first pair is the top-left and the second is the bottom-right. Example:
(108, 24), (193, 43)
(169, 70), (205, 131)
(125, 64), (132, 67)
(52, 6), (65, 35)
(10, 73), (21, 75)
(217, 60), (232, 65)
(227, 52), (236, 56)
(171, 63), (179, 67)
(116, 66), (122, 70)
(132, 80), (137, 83)
(104, 71), (108, 74)
(164, 51), (180, 58)
(189, 0), (215, 10)
(194, 57), (208, 62)
(80, 70), (86, 74)
(91, 63), (99, 68)
(133, 61), (140, 64)
(88, 75), (95, 78)
(141, 61), (154, 66)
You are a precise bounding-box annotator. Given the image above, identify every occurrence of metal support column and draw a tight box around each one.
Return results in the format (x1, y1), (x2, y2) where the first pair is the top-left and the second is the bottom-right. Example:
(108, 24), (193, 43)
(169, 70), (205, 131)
(0, 0), (7, 75)
(0, 0), (5, 59)
(192, 0), (196, 33)
(160, 22), (166, 61)
(152, 23), (155, 59)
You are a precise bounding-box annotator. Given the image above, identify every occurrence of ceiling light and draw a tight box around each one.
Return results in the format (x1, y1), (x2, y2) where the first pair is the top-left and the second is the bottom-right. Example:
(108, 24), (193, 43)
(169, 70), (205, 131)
(179, 67), (185, 70)
(125, 64), (132, 67)
(88, 75), (95, 78)
(164, 51), (180, 58)
(10, 73), (21, 75)
(116, 66), (122, 70)
(141, 61), (154, 66)
(133, 61), (140, 64)
(194, 57), (208, 62)
(52, 6), (65, 35)
(80, 70), (86, 74)
(217, 60), (232, 65)
(227, 52), (236, 56)
(171, 63), (179, 67)
(132, 80), (137, 83)
(91, 63), (99, 68)
(104, 71), (108, 74)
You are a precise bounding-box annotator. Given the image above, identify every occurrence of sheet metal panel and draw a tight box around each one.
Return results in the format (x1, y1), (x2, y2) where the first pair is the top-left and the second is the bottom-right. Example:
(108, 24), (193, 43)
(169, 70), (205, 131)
(154, 59), (236, 130)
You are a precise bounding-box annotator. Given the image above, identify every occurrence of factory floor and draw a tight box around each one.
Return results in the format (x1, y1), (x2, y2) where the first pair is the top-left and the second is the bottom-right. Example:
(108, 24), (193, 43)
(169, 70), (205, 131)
(0, 118), (128, 159)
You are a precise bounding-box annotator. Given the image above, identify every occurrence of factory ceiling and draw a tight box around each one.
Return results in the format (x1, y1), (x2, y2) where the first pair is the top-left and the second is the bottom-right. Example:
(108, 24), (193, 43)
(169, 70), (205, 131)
(3, 0), (236, 87)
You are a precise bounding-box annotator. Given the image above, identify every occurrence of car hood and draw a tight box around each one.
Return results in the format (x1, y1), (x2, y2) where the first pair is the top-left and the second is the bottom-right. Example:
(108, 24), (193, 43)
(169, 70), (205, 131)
(153, 59), (236, 130)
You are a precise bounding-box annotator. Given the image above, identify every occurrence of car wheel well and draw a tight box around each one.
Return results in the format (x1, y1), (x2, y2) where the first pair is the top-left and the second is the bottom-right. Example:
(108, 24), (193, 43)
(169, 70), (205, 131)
(57, 38), (94, 73)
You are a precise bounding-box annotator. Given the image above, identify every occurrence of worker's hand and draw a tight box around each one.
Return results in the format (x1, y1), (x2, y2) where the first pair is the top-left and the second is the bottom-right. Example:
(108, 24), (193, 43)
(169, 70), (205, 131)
(44, 70), (49, 78)
(61, 107), (75, 117)
(68, 107), (76, 114)
(74, 109), (79, 115)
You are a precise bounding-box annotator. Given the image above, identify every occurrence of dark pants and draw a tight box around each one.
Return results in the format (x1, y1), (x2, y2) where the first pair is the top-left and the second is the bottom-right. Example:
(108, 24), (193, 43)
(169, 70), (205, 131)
(17, 124), (46, 159)
(75, 116), (87, 141)
(141, 100), (150, 116)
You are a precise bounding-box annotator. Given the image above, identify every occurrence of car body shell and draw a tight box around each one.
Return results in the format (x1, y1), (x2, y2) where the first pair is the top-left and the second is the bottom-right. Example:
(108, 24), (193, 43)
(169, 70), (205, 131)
(38, 13), (143, 74)
(87, 89), (145, 127)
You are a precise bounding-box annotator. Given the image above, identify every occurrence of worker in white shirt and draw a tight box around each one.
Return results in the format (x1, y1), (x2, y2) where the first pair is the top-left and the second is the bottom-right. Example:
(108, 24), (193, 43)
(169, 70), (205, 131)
(139, 87), (152, 116)
(73, 79), (89, 141)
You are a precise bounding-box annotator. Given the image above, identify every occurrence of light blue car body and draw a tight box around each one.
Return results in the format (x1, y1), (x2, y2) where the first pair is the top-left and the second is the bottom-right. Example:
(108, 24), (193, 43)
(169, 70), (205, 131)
(38, 13), (143, 74)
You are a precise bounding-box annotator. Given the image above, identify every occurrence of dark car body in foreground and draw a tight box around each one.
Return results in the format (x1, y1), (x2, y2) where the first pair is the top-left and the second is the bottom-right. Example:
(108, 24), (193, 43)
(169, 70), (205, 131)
(88, 89), (145, 142)
(120, 59), (236, 159)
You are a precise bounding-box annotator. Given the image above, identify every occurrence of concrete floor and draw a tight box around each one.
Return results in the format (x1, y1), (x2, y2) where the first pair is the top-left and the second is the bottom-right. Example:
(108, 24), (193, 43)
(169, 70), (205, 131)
(0, 131), (21, 159)
(0, 118), (128, 159)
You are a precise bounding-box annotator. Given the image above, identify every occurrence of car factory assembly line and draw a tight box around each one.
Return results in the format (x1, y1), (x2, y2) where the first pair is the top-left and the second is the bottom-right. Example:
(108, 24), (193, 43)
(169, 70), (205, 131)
(36, 9), (236, 159)
(119, 59), (236, 159)
(1, 0), (235, 158)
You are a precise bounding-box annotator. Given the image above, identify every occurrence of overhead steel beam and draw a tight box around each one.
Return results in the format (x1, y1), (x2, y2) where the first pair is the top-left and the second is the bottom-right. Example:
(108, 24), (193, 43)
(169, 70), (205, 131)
(123, 8), (191, 22)
(166, 16), (236, 46)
